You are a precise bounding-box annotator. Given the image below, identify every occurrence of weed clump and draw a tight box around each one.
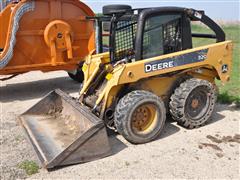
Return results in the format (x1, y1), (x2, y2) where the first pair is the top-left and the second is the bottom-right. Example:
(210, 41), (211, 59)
(18, 160), (39, 175)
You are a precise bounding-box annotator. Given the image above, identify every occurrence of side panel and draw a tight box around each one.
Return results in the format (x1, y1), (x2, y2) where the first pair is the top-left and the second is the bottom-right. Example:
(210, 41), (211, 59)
(119, 41), (233, 84)
(102, 41), (232, 111)
(105, 68), (217, 111)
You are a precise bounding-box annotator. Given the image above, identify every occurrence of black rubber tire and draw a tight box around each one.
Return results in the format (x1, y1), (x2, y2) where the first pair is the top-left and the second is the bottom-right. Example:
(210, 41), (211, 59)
(169, 78), (217, 129)
(68, 69), (84, 83)
(103, 4), (132, 16)
(114, 90), (166, 144)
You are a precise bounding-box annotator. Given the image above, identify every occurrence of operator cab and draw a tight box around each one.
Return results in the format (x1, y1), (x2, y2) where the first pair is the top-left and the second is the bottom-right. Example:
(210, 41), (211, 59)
(96, 5), (225, 63)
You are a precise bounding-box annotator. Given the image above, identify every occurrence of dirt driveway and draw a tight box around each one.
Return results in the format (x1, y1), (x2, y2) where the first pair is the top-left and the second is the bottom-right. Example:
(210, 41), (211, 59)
(0, 71), (239, 179)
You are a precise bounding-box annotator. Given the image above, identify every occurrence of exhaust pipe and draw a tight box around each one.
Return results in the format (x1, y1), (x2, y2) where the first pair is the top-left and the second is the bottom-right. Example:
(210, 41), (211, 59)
(105, 108), (114, 120)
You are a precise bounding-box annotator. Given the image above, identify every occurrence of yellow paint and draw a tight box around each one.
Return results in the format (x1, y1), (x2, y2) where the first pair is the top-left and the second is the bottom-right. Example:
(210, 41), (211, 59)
(82, 63), (88, 72)
(106, 73), (113, 80)
(80, 41), (233, 115)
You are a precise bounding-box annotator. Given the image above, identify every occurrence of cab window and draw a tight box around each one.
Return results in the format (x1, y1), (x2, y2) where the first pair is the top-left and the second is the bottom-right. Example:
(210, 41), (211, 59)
(142, 14), (182, 59)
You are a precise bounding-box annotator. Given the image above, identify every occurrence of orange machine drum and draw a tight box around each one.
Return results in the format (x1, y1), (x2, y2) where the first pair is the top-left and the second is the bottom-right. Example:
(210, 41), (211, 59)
(0, 0), (95, 75)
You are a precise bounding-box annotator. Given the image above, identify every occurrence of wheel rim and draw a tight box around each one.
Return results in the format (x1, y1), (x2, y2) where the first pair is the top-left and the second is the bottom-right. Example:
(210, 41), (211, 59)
(131, 103), (158, 134)
(185, 86), (211, 120)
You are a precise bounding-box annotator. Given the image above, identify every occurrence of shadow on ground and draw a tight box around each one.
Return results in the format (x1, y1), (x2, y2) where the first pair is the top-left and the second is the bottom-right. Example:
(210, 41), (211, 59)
(207, 110), (226, 126)
(0, 77), (80, 103)
(159, 122), (181, 139)
(108, 120), (182, 147)
(165, 108), (227, 131)
(47, 121), (181, 172)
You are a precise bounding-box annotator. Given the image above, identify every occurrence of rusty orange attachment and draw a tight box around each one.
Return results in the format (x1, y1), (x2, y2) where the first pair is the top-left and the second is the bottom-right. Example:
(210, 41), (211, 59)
(191, 99), (200, 109)
(0, 0), (95, 75)
(131, 104), (158, 134)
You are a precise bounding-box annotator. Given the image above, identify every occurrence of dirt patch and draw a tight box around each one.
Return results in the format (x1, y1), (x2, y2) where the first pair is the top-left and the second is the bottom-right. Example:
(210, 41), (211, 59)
(25, 114), (86, 148)
(199, 134), (240, 159)
(215, 153), (224, 158)
(206, 134), (240, 144)
(206, 135), (223, 143)
(199, 143), (223, 151)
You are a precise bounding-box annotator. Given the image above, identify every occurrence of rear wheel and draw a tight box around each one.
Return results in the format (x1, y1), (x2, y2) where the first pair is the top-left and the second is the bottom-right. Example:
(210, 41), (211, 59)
(169, 78), (217, 129)
(114, 90), (166, 144)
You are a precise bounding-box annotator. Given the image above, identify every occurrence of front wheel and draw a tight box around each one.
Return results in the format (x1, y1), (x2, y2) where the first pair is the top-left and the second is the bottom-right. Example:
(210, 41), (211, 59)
(114, 90), (166, 144)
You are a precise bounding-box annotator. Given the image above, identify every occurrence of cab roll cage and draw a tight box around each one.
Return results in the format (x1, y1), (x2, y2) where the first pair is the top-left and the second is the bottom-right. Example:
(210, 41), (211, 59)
(88, 7), (225, 61)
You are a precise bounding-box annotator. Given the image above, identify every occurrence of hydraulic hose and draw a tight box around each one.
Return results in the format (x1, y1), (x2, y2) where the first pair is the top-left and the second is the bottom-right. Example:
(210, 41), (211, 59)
(0, 1), (35, 69)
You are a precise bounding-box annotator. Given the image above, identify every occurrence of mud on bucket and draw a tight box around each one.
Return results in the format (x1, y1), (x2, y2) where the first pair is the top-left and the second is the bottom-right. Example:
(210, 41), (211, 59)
(19, 89), (112, 169)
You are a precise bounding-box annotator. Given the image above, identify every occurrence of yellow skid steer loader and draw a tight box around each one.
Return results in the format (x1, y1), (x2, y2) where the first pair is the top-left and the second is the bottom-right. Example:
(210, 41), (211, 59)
(19, 5), (233, 169)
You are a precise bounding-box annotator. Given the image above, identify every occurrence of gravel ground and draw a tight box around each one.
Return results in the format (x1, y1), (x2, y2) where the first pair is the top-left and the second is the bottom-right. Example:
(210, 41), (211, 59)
(0, 71), (239, 179)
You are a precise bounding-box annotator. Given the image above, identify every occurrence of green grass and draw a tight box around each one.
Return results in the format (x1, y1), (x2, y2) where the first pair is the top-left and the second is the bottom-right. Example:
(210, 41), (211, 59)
(218, 92), (240, 107)
(192, 23), (240, 104)
(103, 36), (109, 46)
(18, 160), (39, 176)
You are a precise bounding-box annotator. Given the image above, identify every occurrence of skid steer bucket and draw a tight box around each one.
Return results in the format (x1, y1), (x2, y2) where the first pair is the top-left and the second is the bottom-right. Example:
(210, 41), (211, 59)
(19, 89), (111, 169)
